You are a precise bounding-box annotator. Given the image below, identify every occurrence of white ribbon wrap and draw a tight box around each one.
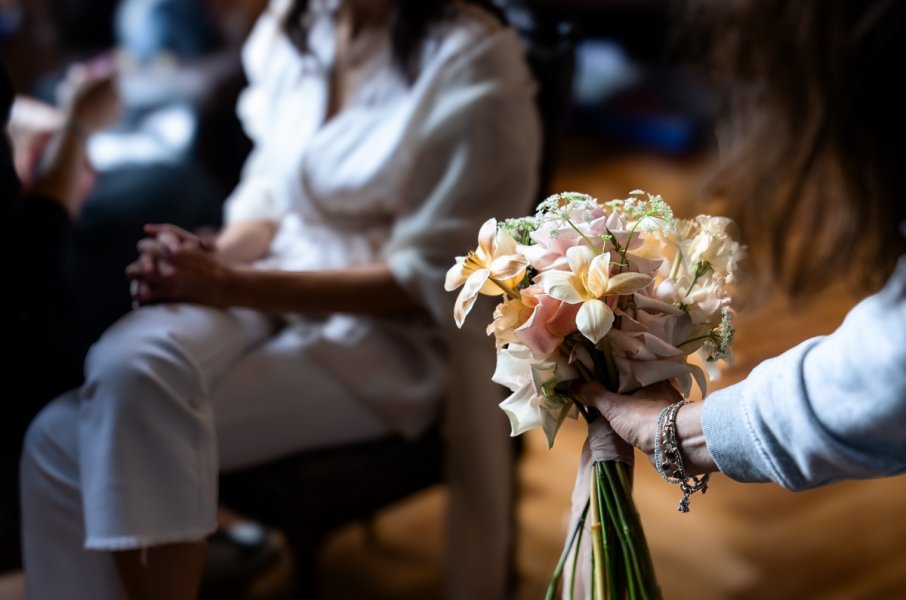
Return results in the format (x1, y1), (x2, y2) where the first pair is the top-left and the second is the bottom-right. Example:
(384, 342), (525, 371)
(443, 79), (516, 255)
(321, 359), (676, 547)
(561, 417), (634, 599)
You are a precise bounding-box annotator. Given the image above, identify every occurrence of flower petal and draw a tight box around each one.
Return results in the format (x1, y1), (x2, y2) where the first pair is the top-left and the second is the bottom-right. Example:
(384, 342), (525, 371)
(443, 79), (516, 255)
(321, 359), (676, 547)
(488, 254), (528, 280)
(498, 386), (543, 437)
(565, 244), (596, 279)
(605, 272), (654, 295)
(541, 402), (573, 449)
(514, 300), (564, 358)
(546, 298), (582, 338)
(444, 257), (470, 291)
(491, 344), (533, 390)
(453, 268), (490, 327)
(495, 227), (518, 256)
(539, 271), (584, 304)
(576, 299), (614, 344)
(476, 218), (497, 261)
(478, 278), (506, 296)
(690, 363), (708, 398)
(585, 253), (612, 298)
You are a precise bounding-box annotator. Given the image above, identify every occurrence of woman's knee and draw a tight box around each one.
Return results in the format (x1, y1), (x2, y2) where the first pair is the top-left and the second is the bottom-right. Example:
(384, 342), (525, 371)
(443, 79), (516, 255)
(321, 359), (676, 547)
(83, 308), (204, 405)
(21, 392), (80, 491)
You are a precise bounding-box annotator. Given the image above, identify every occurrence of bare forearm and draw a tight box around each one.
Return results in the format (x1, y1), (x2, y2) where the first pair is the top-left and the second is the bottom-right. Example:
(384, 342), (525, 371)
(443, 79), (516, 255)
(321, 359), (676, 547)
(28, 126), (88, 218)
(676, 402), (718, 475)
(223, 265), (422, 316)
(215, 220), (277, 265)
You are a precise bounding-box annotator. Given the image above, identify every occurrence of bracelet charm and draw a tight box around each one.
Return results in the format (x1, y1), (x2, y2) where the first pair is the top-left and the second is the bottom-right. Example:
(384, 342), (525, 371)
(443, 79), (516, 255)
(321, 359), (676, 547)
(654, 400), (710, 512)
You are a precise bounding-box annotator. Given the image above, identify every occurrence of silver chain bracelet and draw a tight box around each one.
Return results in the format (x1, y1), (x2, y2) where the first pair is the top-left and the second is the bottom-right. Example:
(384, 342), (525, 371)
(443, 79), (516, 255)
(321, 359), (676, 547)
(654, 400), (710, 512)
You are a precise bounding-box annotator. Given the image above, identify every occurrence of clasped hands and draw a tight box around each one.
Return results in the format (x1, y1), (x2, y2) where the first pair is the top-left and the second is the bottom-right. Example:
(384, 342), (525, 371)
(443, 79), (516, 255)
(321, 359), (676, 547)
(126, 224), (232, 307)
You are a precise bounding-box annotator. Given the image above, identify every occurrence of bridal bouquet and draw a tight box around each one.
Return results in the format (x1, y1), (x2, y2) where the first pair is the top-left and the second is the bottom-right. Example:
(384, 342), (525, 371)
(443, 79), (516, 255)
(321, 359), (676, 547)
(445, 191), (741, 599)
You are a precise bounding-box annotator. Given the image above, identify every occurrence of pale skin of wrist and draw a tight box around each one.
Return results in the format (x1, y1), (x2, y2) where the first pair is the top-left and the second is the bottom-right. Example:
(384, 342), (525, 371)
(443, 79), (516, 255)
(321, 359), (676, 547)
(128, 221), (421, 316)
(219, 263), (421, 316)
(215, 220), (277, 265)
(28, 124), (90, 218)
(574, 380), (719, 477)
(211, 220), (420, 315)
(32, 71), (121, 217)
(674, 402), (718, 475)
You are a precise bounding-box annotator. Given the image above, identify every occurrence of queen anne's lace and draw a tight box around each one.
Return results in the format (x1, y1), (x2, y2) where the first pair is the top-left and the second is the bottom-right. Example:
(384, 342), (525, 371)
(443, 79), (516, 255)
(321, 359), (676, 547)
(445, 190), (744, 446)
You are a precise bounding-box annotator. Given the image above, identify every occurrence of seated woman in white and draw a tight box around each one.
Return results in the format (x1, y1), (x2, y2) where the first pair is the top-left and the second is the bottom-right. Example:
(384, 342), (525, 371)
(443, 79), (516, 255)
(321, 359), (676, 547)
(20, 0), (540, 598)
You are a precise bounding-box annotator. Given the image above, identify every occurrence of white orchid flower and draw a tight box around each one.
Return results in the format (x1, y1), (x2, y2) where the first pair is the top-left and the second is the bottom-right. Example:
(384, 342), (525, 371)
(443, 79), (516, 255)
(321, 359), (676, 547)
(538, 245), (653, 345)
(445, 218), (528, 327)
(493, 344), (578, 448)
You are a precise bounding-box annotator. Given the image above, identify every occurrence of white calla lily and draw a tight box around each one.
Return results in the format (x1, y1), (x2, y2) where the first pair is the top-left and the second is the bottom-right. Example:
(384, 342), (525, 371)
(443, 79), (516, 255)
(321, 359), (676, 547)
(492, 344), (578, 448)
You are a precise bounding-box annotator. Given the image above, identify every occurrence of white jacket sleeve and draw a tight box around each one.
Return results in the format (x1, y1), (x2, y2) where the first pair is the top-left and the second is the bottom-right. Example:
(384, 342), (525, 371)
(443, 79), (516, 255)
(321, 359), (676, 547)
(702, 255), (906, 490)
(385, 28), (542, 327)
(223, 0), (295, 225)
(383, 27), (542, 600)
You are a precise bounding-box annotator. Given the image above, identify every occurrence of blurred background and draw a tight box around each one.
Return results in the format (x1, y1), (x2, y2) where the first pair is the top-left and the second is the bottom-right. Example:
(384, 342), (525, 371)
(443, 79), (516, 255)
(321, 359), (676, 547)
(2, 0), (905, 598)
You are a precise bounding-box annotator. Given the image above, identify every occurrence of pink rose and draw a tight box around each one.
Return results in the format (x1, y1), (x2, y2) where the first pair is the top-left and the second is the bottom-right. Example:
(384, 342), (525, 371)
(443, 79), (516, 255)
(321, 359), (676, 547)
(514, 292), (581, 358)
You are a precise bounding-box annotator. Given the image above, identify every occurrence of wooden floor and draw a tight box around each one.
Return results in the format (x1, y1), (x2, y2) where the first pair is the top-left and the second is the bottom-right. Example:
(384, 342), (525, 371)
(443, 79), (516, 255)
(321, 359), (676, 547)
(3, 141), (905, 599)
(317, 143), (906, 600)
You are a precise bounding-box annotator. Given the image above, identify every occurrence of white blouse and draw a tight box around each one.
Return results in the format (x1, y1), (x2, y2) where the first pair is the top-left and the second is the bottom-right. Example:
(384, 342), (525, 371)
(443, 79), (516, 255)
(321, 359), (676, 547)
(227, 0), (537, 278)
(224, 0), (540, 429)
(223, 3), (541, 596)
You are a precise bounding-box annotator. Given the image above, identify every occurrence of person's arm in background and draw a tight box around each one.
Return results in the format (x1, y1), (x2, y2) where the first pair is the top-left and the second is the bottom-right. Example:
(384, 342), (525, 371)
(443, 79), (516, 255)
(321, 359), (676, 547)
(125, 223), (422, 316)
(29, 74), (121, 217)
(1, 62), (119, 434)
(124, 15), (542, 324)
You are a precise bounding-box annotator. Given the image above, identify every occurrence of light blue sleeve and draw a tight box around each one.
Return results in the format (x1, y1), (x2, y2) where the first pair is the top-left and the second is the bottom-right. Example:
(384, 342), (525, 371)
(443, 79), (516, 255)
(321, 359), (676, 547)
(701, 256), (906, 490)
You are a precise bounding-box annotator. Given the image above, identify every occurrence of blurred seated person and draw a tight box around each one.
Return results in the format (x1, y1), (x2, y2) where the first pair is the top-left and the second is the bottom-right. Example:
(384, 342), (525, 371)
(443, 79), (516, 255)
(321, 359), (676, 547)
(20, 0), (541, 598)
(9, 2), (272, 572)
(41, 1), (268, 356)
(0, 60), (120, 571)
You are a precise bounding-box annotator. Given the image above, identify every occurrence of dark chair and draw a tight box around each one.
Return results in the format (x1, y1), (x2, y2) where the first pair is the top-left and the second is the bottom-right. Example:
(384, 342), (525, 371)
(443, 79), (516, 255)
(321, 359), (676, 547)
(215, 6), (576, 598)
(217, 428), (444, 597)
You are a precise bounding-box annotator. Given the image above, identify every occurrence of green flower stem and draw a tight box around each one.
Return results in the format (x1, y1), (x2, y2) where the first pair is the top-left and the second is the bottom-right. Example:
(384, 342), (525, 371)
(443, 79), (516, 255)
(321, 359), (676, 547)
(678, 332), (713, 354)
(683, 261), (712, 299)
(565, 217), (601, 255)
(568, 505), (587, 599)
(546, 501), (590, 600)
(489, 277), (522, 300)
(606, 461), (662, 599)
(616, 463), (660, 594)
(620, 221), (643, 270)
(595, 462), (620, 600)
(572, 357), (595, 382)
(598, 338), (620, 390)
(606, 462), (644, 597)
(548, 452), (660, 600)
(604, 226), (623, 258)
(589, 468), (607, 600)
(597, 461), (637, 599)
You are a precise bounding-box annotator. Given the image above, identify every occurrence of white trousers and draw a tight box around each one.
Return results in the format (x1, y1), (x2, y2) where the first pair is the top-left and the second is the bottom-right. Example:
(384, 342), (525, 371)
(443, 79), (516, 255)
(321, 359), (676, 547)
(20, 304), (395, 600)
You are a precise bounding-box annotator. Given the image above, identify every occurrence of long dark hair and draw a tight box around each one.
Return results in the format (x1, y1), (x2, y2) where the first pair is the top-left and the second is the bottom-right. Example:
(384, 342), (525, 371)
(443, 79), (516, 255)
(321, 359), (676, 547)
(688, 0), (906, 295)
(283, 0), (501, 81)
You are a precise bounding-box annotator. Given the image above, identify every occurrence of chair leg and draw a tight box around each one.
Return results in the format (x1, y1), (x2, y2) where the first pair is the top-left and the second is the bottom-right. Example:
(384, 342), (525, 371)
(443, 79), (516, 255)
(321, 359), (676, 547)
(361, 513), (380, 550)
(282, 528), (323, 600)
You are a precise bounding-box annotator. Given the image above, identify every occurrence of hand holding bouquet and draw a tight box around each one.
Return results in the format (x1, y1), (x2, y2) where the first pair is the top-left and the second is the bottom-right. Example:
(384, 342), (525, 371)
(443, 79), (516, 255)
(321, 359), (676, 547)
(446, 191), (742, 598)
